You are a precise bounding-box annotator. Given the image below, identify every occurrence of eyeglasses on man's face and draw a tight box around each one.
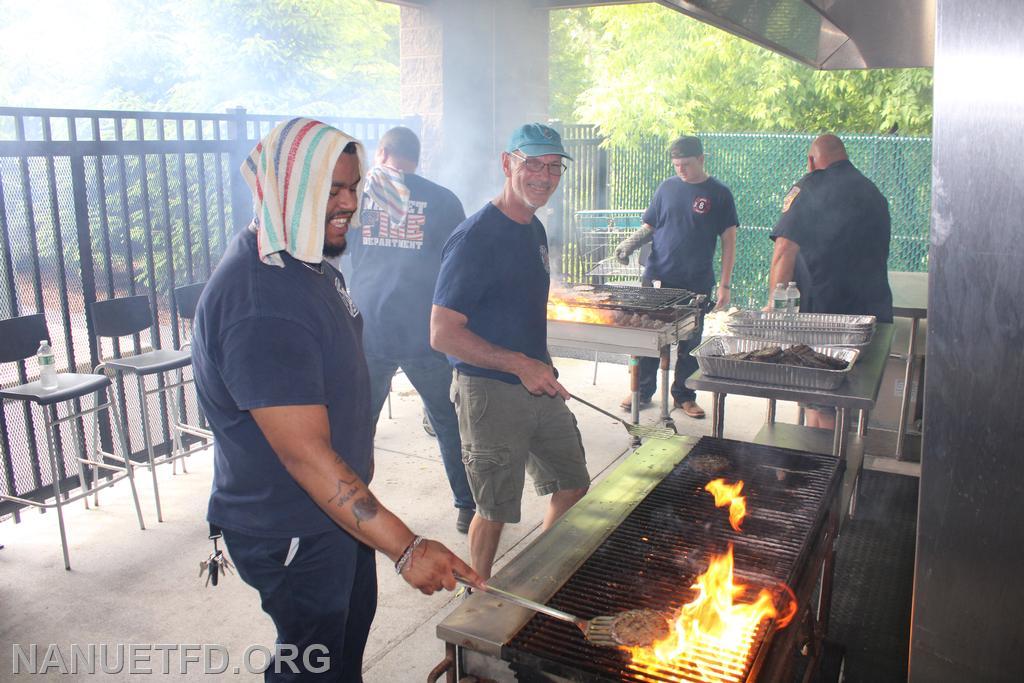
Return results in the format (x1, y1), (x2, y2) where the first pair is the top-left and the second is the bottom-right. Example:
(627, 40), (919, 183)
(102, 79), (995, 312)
(510, 152), (568, 177)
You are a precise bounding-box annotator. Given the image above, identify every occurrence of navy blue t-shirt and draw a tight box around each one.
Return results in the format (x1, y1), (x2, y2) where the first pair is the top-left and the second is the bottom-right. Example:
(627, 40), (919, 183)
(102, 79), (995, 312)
(433, 202), (550, 384)
(192, 229), (373, 537)
(349, 173), (465, 358)
(642, 176), (739, 293)
(771, 159), (893, 323)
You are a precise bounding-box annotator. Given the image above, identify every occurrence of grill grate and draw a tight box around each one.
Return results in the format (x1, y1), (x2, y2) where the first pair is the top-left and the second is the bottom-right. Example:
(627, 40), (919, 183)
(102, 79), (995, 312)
(560, 283), (699, 312)
(505, 437), (841, 683)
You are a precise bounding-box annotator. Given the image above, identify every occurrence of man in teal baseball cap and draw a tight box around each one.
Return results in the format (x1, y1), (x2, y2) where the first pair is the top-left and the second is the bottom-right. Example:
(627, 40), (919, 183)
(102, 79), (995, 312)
(506, 122), (573, 160)
(430, 123), (589, 579)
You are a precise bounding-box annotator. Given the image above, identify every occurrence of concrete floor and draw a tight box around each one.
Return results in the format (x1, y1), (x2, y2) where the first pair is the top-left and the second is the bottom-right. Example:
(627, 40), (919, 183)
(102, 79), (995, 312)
(0, 356), (797, 682)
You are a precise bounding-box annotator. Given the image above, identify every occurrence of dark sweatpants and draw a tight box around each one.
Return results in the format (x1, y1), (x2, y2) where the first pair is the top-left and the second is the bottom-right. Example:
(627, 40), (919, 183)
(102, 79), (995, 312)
(223, 528), (377, 682)
(637, 317), (704, 404)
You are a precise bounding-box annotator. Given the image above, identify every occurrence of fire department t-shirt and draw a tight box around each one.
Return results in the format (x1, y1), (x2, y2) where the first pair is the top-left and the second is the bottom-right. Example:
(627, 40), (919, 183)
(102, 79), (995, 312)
(349, 173), (465, 359)
(192, 229), (373, 537)
(642, 175), (738, 293)
(433, 202), (551, 385)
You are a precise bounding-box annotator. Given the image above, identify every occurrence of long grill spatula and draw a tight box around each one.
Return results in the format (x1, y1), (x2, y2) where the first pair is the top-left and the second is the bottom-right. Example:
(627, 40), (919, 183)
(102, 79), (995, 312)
(455, 577), (669, 648)
(569, 393), (676, 440)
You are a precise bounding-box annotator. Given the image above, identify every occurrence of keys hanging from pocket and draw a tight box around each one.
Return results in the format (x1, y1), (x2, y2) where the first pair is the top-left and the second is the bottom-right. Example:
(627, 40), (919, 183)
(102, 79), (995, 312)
(199, 533), (233, 587)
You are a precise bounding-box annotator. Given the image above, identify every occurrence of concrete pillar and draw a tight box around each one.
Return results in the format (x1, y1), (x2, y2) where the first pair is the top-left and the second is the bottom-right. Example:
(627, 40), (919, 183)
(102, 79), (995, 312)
(399, 0), (550, 213)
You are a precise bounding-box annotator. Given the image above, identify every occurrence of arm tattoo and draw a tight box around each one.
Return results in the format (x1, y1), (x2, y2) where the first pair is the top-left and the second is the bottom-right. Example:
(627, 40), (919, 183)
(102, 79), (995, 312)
(352, 493), (380, 528)
(327, 478), (359, 508)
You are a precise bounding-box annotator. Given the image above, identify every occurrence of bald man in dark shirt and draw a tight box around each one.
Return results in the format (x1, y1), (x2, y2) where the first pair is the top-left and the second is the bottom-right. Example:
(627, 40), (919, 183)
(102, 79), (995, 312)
(768, 134), (893, 429)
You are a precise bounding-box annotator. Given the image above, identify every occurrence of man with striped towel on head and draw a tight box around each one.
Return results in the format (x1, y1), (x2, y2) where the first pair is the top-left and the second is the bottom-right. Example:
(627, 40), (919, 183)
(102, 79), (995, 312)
(191, 118), (479, 682)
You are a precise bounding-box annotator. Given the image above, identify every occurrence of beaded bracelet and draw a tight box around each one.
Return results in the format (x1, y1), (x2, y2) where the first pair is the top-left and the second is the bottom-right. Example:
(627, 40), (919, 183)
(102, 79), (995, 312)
(394, 535), (425, 575)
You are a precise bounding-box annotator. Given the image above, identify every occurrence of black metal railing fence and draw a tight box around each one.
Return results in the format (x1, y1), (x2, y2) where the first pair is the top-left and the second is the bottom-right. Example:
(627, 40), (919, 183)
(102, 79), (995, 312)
(0, 106), (413, 519)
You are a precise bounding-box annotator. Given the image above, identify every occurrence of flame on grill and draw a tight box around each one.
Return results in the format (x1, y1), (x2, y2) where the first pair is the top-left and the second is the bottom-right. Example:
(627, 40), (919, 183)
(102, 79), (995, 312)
(705, 478), (747, 532)
(628, 545), (795, 682)
(546, 293), (616, 324)
(628, 479), (796, 681)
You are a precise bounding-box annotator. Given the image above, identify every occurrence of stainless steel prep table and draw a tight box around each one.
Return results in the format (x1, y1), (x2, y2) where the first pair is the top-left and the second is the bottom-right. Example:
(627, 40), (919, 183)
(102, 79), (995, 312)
(686, 323), (895, 461)
(888, 271), (928, 460)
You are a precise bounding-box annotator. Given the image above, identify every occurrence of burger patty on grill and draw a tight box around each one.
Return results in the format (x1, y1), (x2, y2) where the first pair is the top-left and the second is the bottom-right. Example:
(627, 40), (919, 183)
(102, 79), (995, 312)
(611, 609), (672, 647)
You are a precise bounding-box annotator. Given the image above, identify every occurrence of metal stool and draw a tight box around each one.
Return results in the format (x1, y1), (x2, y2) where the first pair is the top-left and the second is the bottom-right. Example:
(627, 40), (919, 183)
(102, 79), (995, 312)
(0, 314), (146, 570)
(172, 282), (205, 345)
(172, 282), (212, 443)
(90, 295), (209, 523)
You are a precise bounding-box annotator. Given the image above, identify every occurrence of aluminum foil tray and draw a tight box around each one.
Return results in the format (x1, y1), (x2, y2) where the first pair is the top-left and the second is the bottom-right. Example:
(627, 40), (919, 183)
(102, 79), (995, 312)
(725, 311), (876, 347)
(691, 336), (860, 390)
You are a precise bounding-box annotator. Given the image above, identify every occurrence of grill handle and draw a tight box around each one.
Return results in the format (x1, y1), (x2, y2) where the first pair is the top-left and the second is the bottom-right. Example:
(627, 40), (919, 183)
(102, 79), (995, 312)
(455, 577), (583, 625)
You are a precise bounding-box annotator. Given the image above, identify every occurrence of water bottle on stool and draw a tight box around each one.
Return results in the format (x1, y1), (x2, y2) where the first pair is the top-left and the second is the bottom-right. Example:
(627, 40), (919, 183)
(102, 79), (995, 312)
(37, 339), (58, 390)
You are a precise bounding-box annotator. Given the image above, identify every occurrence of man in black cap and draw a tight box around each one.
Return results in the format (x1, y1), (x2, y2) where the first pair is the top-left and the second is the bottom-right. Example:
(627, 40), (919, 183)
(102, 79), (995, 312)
(768, 133), (893, 429)
(615, 135), (738, 419)
(431, 123), (590, 579)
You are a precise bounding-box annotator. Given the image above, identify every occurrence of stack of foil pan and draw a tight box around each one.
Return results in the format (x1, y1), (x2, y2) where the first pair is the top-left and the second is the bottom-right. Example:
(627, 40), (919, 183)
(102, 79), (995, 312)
(691, 336), (860, 390)
(724, 311), (876, 346)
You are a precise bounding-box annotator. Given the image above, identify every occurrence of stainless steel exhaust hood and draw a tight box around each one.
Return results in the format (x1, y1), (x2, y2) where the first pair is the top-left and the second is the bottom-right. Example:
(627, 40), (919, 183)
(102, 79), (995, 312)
(539, 0), (935, 70)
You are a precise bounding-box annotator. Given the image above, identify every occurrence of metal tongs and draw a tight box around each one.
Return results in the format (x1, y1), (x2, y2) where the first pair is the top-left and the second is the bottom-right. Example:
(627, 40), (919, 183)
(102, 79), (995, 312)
(455, 577), (668, 648)
(569, 393), (676, 440)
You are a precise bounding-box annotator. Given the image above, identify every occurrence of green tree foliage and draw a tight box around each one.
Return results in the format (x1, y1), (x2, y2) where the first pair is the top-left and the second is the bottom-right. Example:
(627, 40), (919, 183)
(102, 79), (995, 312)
(0, 0), (399, 117)
(549, 5), (933, 143)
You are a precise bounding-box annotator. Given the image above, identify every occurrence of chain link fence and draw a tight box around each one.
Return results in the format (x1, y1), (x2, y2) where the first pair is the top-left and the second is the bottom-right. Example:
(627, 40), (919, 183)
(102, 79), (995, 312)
(558, 127), (932, 308)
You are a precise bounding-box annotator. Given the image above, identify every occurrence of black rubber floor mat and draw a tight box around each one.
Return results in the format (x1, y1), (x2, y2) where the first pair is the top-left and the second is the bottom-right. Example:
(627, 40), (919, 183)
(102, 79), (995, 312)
(829, 470), (919, 682)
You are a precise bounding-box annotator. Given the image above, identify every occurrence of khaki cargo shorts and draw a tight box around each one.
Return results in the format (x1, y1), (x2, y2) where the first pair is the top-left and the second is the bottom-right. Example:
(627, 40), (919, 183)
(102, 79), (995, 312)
(451, 371), (590, 524)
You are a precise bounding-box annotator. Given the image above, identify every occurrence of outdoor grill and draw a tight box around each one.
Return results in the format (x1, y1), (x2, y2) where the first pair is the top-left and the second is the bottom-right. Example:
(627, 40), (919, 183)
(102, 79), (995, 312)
(547, 284), (707, 432)
(548, 283), (703, 321)
(551, 283), (701, 313)
(433, 435), (843, 683)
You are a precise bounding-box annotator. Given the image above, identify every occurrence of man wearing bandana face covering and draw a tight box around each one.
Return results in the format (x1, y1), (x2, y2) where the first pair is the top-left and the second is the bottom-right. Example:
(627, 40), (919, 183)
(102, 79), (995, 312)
(191, 118), (478, 681)
(348, 126), (476, 535)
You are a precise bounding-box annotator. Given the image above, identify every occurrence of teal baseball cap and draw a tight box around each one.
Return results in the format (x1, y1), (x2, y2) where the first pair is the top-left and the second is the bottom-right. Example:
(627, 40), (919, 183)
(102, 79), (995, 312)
(506, 123), (573, 159)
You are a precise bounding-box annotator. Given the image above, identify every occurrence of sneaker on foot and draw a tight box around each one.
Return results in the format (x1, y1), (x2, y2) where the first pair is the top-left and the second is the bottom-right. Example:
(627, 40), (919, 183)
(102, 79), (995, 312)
(456, 508), (475, 534)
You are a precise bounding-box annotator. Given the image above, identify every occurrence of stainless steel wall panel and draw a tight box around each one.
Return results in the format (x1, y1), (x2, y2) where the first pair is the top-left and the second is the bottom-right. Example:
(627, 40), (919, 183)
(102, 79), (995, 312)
(912, 1), (1024, 680)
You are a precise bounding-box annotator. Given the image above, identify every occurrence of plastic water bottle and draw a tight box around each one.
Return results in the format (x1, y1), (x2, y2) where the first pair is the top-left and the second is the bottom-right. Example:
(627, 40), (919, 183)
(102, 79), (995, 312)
(772, 283), (788, 311)
(786, 281), (801, 313)
(37, 340), (58, 390)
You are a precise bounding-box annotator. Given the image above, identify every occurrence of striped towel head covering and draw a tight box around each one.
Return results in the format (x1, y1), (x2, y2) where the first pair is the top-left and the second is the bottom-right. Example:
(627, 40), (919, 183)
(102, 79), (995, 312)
(364, 164), (411, 227)
(241, 117), (365, 267)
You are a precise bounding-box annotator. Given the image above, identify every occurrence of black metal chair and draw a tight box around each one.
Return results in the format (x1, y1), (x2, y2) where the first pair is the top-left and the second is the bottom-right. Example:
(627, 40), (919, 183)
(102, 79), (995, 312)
(0, 314), (145, 570)
(173, 282), (213, 441)
(90, 295), (209, 522)
(173, 282), (206, 346)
